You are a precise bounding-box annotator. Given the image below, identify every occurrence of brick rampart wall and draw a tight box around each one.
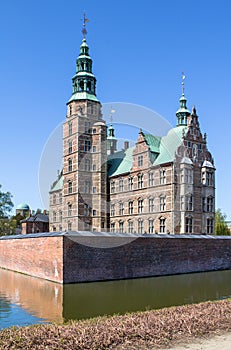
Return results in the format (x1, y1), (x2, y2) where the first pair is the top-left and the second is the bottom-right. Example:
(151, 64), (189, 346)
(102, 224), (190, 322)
(63, 235), (231, 283)
(0, 235), (63, 283)
(0, 233), (231, 284)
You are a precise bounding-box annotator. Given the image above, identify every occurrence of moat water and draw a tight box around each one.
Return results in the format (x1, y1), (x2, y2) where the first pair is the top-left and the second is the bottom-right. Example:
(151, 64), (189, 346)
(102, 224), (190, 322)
(0, 268), (231, 330)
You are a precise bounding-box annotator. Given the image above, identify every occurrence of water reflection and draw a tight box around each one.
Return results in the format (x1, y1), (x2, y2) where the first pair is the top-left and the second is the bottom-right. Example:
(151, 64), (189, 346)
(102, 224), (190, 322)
(0, 268), (231, 329)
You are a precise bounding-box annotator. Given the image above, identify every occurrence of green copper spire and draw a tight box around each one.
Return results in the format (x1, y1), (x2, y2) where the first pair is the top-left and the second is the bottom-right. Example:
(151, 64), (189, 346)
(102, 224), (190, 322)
(68, 16), (98, 103)
(176, 73), (190, 126)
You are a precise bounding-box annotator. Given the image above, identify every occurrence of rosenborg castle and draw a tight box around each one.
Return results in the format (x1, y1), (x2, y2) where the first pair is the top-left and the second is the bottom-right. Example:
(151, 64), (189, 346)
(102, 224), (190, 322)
(49, 33), (215, 235)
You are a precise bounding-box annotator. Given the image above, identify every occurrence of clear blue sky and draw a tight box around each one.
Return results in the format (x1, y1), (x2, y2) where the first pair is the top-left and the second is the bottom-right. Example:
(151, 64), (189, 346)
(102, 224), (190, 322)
(0, 0), (230, 218)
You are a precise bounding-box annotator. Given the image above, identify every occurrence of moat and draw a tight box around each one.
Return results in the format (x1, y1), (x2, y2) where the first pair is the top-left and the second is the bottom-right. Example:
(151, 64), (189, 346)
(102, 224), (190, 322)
(0, 268), (231, 330)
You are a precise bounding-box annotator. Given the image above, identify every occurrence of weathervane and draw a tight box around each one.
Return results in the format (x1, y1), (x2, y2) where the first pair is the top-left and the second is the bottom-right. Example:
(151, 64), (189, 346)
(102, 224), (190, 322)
(182, 72), (185, 95)
(82, 13), (90, 38)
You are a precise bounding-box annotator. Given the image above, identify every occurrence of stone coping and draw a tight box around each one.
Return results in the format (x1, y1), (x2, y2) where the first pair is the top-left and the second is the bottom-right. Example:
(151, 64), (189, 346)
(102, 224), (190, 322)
(0, 231), (231, 240)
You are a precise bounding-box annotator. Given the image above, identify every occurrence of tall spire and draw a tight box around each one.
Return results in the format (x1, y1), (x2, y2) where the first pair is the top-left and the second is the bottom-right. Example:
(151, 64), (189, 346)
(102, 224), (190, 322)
(107, 108), (117, 155)
(176, 73), (190, 126)
(68, 14), (98, 103)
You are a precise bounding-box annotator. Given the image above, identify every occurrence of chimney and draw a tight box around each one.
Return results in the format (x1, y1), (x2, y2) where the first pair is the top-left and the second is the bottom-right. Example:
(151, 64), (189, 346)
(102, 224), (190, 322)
(124, 141), (129, 150)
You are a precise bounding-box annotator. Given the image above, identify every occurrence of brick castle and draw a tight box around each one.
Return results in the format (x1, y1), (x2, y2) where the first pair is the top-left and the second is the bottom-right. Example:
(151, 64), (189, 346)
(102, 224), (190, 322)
(49, 28), (215, 235)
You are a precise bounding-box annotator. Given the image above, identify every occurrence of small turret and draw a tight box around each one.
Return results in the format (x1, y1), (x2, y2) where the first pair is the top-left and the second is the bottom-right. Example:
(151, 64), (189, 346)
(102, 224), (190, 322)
(176, 74), (190, 126)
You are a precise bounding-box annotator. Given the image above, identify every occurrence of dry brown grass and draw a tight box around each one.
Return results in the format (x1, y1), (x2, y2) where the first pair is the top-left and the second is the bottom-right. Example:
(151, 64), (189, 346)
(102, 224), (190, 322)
(0, 299), (231, 349)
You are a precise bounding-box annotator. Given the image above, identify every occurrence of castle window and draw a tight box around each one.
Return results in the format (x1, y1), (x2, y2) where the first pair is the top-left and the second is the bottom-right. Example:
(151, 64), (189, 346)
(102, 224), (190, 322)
(68, 181), (73, 194)
(185, 216), (193, 233)
(68, 140), (72, 154)
(68, 203), (72, 216)
(138, 155), (143, 167)
(93, 164), (97, 171)
(138, 219), (143, 234)
(119, 221), (124, 233)
(93, 209), (97, 216)
(68, 122), (72, 136)
(59, 211), (62, 221)
(138, 173), (144, 189)
(53, 226), (56, 232)
(84, 181), (91, 193)
(111, 222), (115, 233)
(128, 220), (134, 233)
(149, 172), (154, 186)
(207, 218), (214, 234)
(84, 204), (91, 216)
(53, 211), (56, 222)
(79, 80), (84, 91)
(159, 217), (166, 233)
(84, 140), (91, 152)
(68, 158), (72, 172)
(87, 81), (91, 91)
(185, 168), (193, 184)
(119, 178), (124, 192)
(59, 193), (62, 204)
(111, 204), (115, 216)
(59, 225), (62, 231)
(93, 128), (96, 134)
(111, 181), (115, 193)
(119, 202), (124, 215)
(53, 194), (56, 205)
(81, 62), (84, 70)
(84, 158), (91, 171)
(128, 177), (133, 190)
(93, 186), (97, 194)
(160, 169), (166, 184)
(138, 199), (143, 213)
(185, 194), (193, 211)
(160, 196), (166, 211)
(92, 146), (96, 152)
(128, 201), (133, 214)
(207, 197), (214, 212)
(206, 172), (214, 186)
(68, 222), (72, 231)
(149, 198), (154, 212)
(149, 219), (154, 234)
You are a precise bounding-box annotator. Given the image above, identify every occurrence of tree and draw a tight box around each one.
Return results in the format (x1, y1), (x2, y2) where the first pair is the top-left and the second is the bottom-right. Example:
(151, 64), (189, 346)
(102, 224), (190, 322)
(0, 185), (14, 236)
(0, 185), (14, 218)
(215, 209), (230, 235)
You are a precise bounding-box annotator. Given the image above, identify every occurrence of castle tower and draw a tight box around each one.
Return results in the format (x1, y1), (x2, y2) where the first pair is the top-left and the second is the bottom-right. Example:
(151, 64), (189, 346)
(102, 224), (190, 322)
(176, 74), (191, 126)
(62, 19), (107, 232)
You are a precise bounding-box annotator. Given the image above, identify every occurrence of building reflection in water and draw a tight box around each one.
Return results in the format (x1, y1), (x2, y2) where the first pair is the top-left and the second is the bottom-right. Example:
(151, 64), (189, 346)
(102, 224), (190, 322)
(0, 268), (231, 325)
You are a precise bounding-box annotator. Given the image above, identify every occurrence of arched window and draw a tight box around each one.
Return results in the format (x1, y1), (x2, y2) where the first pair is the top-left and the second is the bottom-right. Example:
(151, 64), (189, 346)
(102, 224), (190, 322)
(159, 217), (166, 233)
(87, 81), (91, 91)
(68, 203), (72, 216)
(68, 140), (72, 154)
(68, 181), (73, 194)
(79, 80), (84, 91)
(68, 158), (72, 172)
(138, 173), (144, 189)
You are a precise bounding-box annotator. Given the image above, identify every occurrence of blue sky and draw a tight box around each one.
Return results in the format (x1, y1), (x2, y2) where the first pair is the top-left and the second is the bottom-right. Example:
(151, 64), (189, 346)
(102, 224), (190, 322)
(0, 0), (230, 218)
